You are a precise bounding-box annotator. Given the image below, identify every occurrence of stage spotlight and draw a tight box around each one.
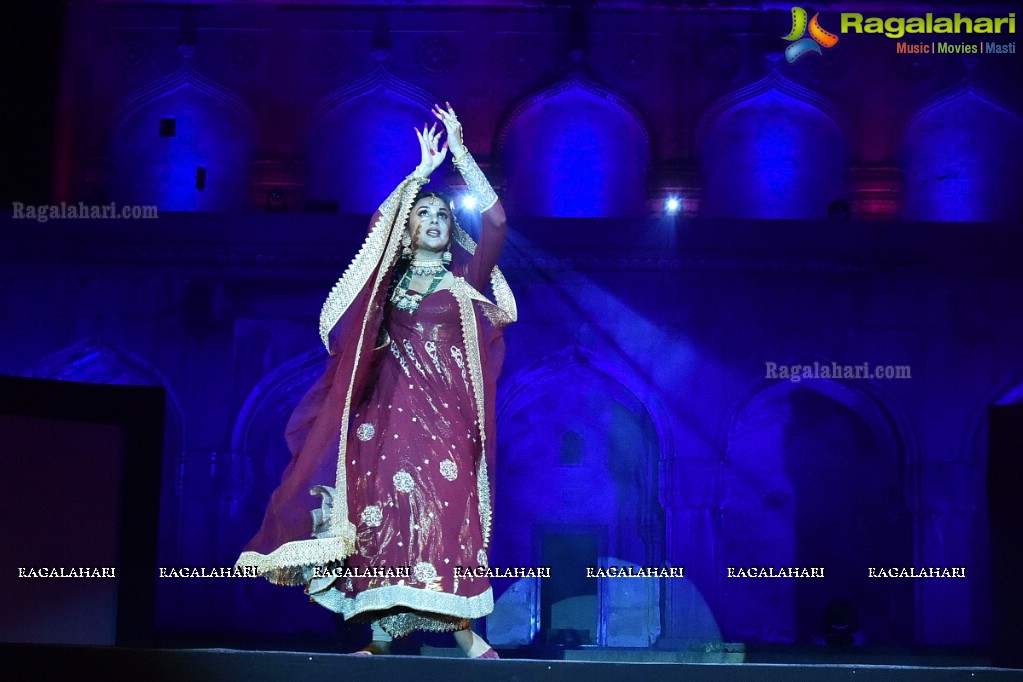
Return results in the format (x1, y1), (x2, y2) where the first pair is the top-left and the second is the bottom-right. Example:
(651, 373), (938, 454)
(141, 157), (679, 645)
(461, 194), (477, 210)
(665, 197), (681, 214)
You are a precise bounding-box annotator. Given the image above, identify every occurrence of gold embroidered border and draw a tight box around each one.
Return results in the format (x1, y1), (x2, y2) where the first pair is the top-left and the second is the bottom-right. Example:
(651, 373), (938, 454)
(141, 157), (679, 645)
(328, 177), (427, 556)
(453, 151), (499, 213)
(378, 613), (469, 638)
(309, 583), (494, 621)
(489, 267), (517, 325)
(236, 536), (353, 586)
(451, 278), (493, 549)
(450, 221), (517, 327)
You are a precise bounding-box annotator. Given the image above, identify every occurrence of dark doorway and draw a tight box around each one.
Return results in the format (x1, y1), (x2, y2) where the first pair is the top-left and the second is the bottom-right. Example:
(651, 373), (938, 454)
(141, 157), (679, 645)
(987, 405), (1023, 668)
(541, 531), (601, 646)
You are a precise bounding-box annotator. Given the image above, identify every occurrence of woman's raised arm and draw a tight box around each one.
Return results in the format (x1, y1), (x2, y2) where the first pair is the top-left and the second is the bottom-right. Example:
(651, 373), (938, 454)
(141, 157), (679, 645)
(432, 102), (506, 288)
(366, 122), (449, 232)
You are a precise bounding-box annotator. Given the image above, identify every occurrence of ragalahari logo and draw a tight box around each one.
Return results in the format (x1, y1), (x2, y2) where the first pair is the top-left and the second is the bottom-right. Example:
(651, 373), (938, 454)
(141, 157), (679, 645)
(782, 7), (840, 62)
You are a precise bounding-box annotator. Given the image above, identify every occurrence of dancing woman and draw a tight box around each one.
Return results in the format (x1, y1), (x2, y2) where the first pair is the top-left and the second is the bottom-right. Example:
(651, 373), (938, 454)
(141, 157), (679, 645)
(236, 103), (515, 658)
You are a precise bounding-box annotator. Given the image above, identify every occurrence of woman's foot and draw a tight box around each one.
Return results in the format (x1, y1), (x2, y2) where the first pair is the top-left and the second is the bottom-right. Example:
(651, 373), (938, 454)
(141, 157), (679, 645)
(358, 621), (393, 655)
(454, 628), (498, 658)
(356, 640), (392, 655)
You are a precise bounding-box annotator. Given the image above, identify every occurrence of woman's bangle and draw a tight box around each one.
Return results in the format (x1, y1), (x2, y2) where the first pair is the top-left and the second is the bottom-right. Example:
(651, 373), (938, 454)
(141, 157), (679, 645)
(451, 148), (470, 166)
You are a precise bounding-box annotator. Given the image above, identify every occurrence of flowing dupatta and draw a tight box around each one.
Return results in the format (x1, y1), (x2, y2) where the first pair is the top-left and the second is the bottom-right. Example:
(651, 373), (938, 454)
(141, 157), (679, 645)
(237, 172), (516, 587)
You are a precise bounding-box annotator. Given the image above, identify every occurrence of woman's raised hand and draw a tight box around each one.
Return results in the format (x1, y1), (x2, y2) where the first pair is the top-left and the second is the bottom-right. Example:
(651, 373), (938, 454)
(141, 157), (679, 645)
(432, 102), (465, 159)
(414, 122), (448, 178)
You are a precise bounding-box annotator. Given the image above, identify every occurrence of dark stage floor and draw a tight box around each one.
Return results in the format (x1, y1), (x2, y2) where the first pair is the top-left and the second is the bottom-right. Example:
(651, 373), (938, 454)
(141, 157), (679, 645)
(4, 644), (1021, 682)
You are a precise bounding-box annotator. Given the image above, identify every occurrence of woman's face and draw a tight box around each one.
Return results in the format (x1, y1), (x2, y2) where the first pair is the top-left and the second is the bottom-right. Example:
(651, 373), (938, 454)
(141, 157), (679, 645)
(407, 196), (451, 255)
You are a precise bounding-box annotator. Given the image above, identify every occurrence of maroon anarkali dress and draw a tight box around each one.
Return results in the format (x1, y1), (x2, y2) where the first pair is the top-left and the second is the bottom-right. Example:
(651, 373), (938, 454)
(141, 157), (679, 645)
(309, 288), (493, 635)
(237, 170), (514, 639)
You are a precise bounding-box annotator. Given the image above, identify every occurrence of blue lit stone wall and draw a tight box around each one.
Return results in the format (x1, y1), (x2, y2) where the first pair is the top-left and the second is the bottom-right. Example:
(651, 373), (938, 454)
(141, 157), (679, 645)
(3, 0), (1021, 652)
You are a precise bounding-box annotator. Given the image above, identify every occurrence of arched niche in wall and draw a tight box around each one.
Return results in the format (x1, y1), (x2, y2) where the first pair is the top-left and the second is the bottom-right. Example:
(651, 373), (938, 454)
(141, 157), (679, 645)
(493, 345), (666, 646)
(695, 73), (848, 219)
(306, 66), (438, 215)
(723, 376), (916, 646)
(23, 337), (185, 565)
(900, 88), (1023, 222)
(497, 77), (651, 217)
(226, 347), (335, 633)
(109, 63), (257, 211)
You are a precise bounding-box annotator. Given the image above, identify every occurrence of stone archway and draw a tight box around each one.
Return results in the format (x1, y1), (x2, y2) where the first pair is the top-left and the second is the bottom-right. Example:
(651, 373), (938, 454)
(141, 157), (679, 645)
(109, 62), (257, 210)
(305, 65), (440, 214)
(722, 378), (914, 646)
(900, 88), (1023, 222)
(695, 73), (848, 219)
(492, 345), (665, 646)
(497, 77), (651, 217)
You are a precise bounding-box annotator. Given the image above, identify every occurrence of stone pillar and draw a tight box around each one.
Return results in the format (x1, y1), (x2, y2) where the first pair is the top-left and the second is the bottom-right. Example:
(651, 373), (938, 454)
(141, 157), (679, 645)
(178, 449), (218, 563)
(917, 460), (987, 646)
(660, 458), (724, 648)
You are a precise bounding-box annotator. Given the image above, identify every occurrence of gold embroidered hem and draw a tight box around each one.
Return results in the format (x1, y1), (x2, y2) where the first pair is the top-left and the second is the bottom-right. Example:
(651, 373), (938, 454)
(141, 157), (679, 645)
(377, 613), (469, 639)
(308, 582), (494, 625)
(235, 532), (356, 586)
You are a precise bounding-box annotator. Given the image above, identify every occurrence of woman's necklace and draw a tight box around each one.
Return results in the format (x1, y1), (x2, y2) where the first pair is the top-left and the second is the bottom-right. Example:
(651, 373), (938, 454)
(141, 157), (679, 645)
(392, 263), (447, 313)
(408, 257), (446, 277)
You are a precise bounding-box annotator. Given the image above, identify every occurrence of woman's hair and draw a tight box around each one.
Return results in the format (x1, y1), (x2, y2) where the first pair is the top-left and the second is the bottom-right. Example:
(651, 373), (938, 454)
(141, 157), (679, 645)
(410, 189), (454, 214)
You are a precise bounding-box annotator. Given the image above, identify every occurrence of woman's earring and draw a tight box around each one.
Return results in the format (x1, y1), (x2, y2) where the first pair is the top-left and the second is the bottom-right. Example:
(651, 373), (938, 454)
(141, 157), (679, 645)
(442, 247), (452, 265)
(401, 231), (412, 257)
